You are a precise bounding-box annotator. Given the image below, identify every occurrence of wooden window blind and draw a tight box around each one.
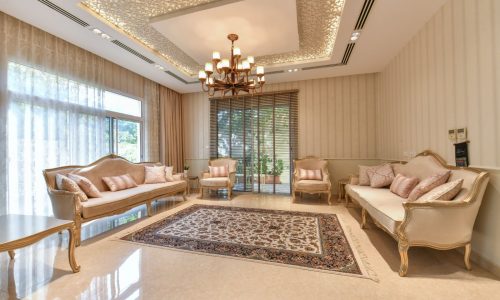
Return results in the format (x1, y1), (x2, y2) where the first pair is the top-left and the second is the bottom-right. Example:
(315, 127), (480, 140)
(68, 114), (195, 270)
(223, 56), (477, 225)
(209, 90), (298, 194)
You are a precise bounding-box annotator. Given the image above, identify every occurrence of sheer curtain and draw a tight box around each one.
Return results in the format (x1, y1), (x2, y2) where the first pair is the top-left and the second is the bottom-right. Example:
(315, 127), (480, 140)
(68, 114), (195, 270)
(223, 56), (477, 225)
(0, 13), (107, 216)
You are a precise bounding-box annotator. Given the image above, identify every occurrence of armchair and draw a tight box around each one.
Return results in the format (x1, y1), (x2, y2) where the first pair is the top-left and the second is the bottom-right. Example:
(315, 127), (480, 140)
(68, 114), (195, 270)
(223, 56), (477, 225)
(199, 158), (237, 199)
(292, 156), (332, 205)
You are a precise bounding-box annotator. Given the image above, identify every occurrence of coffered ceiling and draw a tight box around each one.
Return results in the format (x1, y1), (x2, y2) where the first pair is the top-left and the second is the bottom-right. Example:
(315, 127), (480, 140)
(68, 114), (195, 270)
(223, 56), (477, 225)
(0, 0), (447, 93)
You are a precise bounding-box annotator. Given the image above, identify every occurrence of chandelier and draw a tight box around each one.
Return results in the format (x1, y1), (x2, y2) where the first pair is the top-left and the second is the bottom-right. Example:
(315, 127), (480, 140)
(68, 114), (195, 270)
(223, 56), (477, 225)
(198, 34), (265, 97)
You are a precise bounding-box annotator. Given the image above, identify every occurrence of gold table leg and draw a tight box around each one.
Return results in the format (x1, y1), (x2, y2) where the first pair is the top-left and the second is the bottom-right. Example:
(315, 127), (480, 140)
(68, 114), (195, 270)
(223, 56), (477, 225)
(67, 226), (81, 273)
(8, 250), (15, 260)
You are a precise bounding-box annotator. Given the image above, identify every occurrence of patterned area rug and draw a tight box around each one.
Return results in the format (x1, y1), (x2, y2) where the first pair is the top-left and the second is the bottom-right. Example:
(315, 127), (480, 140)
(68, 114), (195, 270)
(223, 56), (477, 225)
(121, 205), (368, 277)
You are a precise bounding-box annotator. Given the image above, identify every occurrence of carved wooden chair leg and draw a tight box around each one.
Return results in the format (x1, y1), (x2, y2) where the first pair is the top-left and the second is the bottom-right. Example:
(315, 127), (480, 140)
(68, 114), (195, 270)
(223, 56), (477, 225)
(398, 241), (410, 277)
(360, 208), (368, 229)
(327, 192), (332, 205)
(464, 243), (472, 270)
(182, 189), (187, 201)
(74, 218), (82, 247)
(227, 186), (232, 199)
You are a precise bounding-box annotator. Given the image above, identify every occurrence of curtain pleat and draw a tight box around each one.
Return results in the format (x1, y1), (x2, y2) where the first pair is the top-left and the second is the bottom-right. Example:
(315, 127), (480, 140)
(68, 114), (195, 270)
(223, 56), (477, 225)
(159, 86), (185, 173)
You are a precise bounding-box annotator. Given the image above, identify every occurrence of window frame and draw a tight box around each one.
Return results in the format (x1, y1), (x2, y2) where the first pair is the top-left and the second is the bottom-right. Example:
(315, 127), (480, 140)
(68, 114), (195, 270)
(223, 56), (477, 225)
(103, 89), (145, 162)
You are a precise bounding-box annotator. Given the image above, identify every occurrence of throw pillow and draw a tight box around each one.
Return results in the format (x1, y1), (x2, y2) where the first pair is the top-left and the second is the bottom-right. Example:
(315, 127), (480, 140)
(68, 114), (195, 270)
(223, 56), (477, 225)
(67, 173), (102, 198)
(102, 174), (138, 192)
(209, 165), (229, 177)
(165, 166), (175, 182)
(56, 174), (88, 202)
(407, 171), (451, 202)
(297, 168), (322, 180)
(144, 165), (167, 184)
(367, 164), (395, 188)
(418, 179), (464, 201)
(358, 165), (377, 186)
(390, 174), (419, 198)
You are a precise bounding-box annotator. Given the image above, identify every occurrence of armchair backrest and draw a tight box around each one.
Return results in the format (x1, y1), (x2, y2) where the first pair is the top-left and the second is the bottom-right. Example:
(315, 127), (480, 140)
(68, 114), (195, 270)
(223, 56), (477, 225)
(209, 158), (237, 173)
(294, 157), (329, 178)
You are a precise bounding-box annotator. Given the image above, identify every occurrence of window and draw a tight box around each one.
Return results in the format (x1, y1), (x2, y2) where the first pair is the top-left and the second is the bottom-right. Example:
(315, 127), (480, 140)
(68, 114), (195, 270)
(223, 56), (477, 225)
(210, 91), (298, 194)
(103, 91), (143, 162)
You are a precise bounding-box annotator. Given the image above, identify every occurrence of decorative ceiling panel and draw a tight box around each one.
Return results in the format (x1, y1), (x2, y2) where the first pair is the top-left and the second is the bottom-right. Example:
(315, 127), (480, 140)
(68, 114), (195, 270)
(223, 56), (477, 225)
(81, 0), (345, 77)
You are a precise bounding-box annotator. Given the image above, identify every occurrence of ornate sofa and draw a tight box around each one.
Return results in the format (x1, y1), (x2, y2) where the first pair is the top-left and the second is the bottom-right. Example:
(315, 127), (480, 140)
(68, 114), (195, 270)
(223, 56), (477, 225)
(292, 156), (332, 205)
(43, 155), (187, 246)
(199, 158), (237, 199)
(345, 150), (489, 276)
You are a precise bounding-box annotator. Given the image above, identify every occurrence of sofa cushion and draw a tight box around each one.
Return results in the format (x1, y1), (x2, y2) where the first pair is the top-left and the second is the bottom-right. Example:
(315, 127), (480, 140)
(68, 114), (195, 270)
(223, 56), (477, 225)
(67, 173), (102, 198)
(419, 179), (464, 201)
(407, 171), (450, 202)
(144, 166), (167, 184)
(200, 177), (230, 187)
(397, 156), (449, 181)
(390, 174), (419, 198)
(367, 164), (395, 188)
(298, 168), (322, 180)
(295, 180), (329, 192)
(346, 185), (406, 234)
(80, 181), (186, 218)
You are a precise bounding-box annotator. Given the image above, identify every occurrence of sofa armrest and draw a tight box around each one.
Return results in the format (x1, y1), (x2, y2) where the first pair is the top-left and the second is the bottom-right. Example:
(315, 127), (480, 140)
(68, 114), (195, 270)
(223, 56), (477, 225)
(200, 170), (210, 179)
(399, 201), (479, 246)
(47, 189), (81, 221)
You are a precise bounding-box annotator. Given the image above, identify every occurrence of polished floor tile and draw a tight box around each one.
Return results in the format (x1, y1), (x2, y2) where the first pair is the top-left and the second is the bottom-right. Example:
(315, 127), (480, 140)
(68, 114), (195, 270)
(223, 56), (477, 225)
(1, 193), (499, 299)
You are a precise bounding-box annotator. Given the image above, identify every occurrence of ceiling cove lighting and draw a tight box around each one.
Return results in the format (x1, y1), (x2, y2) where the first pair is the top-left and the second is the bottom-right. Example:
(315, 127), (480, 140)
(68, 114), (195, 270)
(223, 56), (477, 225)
(287, 68), (299, 73)
(90, 27), (113, 40)
(198, 34), (265, 97)
(350, 30), (361, 42)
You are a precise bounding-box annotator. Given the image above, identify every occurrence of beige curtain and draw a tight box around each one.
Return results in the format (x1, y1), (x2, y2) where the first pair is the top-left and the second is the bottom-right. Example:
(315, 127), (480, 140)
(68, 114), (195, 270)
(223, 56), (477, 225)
(143, 79), (160, 162)
(159, 85), (185, 173)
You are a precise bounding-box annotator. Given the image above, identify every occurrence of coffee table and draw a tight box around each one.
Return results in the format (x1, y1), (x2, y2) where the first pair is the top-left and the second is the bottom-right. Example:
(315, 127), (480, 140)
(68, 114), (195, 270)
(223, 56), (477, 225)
(0, 215), (80, 273)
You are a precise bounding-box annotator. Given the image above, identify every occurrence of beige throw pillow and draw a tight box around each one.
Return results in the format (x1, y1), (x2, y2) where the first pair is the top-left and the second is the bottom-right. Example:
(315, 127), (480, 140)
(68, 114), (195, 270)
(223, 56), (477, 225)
(144, 166), (167, 184)
(67, 173), (102, 198)
(390, 174), (419, 198)
(102, 174), (138, 192)
(209, 165), (229, 177)
(418, 179), (463, 201)
(298, 168), (322, 180)
(165, 166), (175, 182)
(56, 174), (88, 202)
(367, 164), (395, 188)
(407, 171), (451, 202)
(358, 165), (377, 186)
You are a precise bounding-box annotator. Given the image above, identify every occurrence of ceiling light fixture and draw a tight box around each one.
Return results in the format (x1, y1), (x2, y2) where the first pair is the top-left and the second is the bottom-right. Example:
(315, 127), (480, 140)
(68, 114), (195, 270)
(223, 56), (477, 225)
(154, 64), (165, 70)
(350, 31), (361, 42)
(90, 27), (112, 40)
(198, 34), (265, 97)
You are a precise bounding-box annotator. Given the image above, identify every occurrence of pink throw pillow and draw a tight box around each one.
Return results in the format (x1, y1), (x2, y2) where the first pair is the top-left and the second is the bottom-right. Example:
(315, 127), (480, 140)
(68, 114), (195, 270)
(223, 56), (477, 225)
(407, 171), (451, 202)
(298, 168), (322, 180)
(418, 179), (463, 201)
(367, 164), (395, 188)
(67, 173), (102, 198)
(209, 165), (228, 177)
(390, 174), (419, 198)
(102, 174), (138, 192)
(144, 166), (167, 184)
(358, 165), (377, 186)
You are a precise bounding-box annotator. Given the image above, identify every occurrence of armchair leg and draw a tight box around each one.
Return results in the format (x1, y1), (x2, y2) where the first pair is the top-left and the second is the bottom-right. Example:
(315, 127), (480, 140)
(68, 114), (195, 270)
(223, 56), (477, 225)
(464, 243), (472, 271)
(360, 208), (367, 229)
(75, 220), (82, 247)
(146, 201), (153, 217)
(182, 189), (187, 201)
(292, 190), (296, 202)
(327, 192), (332, 205)
(398, 241), (410, 277)
(199, 187), (203, 199)
(228, 187), (232, 199)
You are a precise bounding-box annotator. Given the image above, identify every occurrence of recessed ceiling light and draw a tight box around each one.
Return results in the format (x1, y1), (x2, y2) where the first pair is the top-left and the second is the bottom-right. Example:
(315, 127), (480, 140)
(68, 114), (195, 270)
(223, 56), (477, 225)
(350, 31), (361, 42)
(155, 64), (165, 70)
(293, 68), (299, 72)
(101, 33), (112, 40)
(92, 28), (102, 35)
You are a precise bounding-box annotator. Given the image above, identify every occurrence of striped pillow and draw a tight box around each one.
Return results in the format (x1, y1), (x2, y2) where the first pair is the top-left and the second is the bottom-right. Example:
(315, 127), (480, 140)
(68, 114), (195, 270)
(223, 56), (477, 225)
(56, 174), (88, 202)
(209, 165), (228, 177)
(298, 168), (322, 180)
(407, 171), (451, 202)
(67, 173), (102, 198)
(390, 174), (419, 198)
(102, 174), (138, 192)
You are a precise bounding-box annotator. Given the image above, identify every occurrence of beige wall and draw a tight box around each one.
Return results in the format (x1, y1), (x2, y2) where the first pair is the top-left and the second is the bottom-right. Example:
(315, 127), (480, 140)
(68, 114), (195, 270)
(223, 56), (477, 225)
(183, 74), (379, 184)
(376, 0), (500, 276)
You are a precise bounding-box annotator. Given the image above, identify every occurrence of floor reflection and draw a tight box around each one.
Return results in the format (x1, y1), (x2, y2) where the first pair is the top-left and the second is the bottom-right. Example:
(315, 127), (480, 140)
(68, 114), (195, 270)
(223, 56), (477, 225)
(0, 197), (183, 299)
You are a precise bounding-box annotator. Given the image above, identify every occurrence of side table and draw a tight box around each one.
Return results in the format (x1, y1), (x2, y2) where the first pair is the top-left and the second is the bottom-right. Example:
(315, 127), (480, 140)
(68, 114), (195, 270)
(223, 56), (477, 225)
(0, 215), (80, 273)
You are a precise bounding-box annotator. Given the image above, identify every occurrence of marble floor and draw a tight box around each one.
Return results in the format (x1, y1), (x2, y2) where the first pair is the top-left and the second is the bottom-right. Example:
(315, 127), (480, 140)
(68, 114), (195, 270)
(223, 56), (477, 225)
(1, 193), (499, 300)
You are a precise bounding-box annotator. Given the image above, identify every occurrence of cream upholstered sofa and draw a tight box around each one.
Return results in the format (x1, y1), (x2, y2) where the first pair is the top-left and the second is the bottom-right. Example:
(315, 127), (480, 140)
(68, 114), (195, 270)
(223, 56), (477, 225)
(43, 155), (187, 246)
(292, 156), (332, 205)
(345, 150), (489, 276)
(199, 158), (237, 199)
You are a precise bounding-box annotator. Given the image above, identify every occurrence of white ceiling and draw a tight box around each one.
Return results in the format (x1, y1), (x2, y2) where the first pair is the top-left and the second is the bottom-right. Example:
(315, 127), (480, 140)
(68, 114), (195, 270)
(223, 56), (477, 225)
(150, 0), (299, 65)
(0, 0), (447, 94)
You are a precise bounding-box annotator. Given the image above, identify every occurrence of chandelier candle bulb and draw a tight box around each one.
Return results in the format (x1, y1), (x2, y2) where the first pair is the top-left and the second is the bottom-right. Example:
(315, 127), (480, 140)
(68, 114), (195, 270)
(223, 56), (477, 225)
(233, 47), (241, 57)
(242, 60), (250, 70)
(256, 66), (265, 75)
(237, 63), (243, 70)
(212, 51), (221, 61)
(247, 56), (255, 65)
(221, 59), (230, 69)
(205, 62), (213, 73)
(198, 70), (207, 80)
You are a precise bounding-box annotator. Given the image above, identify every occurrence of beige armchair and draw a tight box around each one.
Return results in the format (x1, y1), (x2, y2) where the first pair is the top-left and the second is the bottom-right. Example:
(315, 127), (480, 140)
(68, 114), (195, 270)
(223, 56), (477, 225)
(199, 158), (237, 199)
(292, 156), (332, 205)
